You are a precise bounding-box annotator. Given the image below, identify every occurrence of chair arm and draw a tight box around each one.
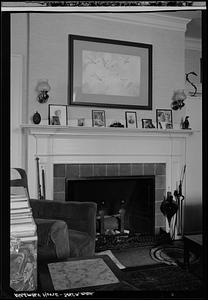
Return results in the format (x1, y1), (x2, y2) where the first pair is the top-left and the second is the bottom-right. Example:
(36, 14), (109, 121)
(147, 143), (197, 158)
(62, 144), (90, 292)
(30, 199), (97, 239)
(34, 218), (70, 259)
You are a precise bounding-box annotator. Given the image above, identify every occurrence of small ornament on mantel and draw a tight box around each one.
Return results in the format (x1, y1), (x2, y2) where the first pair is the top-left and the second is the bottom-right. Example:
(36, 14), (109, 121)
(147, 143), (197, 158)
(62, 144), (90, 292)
(77, 118), (85, 126)
(181, 116), (191, 129)
(109, 121), (124, 128)
(32, 111), (41, 124)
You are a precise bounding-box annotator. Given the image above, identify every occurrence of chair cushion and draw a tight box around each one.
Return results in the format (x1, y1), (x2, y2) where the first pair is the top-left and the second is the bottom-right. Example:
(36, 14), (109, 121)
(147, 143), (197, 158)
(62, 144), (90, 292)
(68, 229), (94, 257)
(35, 218), (70, 260)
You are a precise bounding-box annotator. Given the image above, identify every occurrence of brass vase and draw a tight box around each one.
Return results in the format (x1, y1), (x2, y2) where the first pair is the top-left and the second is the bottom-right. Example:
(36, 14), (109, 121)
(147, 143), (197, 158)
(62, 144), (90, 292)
(160, 192), (178, 226)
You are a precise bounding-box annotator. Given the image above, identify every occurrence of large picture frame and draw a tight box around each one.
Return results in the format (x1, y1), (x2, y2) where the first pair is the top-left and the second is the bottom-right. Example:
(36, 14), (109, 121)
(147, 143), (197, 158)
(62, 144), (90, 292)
(68, 35), (152, 110)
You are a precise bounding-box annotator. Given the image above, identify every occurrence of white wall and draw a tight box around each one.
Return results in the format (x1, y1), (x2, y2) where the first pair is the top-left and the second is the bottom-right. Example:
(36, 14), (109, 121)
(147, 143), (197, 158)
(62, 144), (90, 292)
(28, 13), (186, 125)
(185, 48), (201, 84)
(184, 43), (202, 233)
(184, 96), (202, 233)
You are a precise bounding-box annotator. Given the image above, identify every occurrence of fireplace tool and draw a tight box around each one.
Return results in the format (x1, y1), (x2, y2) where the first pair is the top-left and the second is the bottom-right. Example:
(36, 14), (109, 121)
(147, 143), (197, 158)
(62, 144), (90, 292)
(36, 156), (45, 200)
(173, 165), (186, 236)
(160, 191), (178, 240)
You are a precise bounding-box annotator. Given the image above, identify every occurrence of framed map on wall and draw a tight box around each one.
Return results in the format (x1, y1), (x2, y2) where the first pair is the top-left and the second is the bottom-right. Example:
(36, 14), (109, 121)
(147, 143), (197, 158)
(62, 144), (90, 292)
(68, 35), (152, 110)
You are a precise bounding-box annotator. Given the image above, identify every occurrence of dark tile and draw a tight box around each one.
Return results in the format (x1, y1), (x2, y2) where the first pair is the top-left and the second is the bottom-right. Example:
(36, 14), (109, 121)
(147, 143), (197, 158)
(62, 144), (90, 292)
(54, 164), (66, 177)
(155, 213), (166, 227)
(94, 164), (107, 177)
(54, 178), (65, 193)
(53, 192), (65, 202)
(106, 164), (119, 177)
(144, 163), (155, 175)
(80, 164), (93, 177)
(132, 164), (144, 176)
(66, 164), (79, 179)
(155, 188), (166, 202)
(119, 164), (131, 176)
(155, 227), (162, 235)
(155, 201), (163, 214)
(155, 163), (166, 175)
(155, 175), (166, 189)
(155, 226), (166, 235)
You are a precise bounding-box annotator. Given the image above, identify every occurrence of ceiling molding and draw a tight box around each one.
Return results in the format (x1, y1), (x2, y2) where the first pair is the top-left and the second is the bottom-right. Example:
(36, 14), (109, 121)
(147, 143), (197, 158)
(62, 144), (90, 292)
(185, 37), (202, 51)
(73, 12), (191, 32)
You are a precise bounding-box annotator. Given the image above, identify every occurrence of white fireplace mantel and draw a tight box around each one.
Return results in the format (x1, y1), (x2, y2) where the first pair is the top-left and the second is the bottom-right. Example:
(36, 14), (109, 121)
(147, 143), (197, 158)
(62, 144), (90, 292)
(22, 123), (194, 213)
(21, 124), (193, 138)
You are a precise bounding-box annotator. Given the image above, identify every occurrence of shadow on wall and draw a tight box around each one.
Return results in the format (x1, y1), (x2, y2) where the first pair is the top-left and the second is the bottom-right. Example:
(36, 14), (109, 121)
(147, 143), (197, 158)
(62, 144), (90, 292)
(184, 203), (202, 234)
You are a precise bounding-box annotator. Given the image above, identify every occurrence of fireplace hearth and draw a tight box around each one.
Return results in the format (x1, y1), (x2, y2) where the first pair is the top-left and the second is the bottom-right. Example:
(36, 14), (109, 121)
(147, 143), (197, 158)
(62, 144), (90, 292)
(95, 230), (171, 252)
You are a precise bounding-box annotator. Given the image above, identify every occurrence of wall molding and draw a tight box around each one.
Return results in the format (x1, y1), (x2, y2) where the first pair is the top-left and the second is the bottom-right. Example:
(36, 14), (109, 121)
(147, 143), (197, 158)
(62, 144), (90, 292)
(185, 37), (202, 51)
(11, 55), (23, 168)
(2, 4), (206, 12)
(74, 12), (191, 32)
(21, 124), (193, 138)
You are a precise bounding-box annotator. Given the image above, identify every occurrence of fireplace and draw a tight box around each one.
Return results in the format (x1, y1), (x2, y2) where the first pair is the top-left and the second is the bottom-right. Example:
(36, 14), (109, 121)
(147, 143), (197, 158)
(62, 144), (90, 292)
(23, 124), (190, 239)
(53, 163), (166, 234)
(66, 176), (155, 235)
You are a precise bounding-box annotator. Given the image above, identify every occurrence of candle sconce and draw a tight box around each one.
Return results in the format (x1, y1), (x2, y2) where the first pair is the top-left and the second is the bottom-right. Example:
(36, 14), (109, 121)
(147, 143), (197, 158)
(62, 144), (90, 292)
(36, 80), (51, 103)
(171, 89), (187, 110)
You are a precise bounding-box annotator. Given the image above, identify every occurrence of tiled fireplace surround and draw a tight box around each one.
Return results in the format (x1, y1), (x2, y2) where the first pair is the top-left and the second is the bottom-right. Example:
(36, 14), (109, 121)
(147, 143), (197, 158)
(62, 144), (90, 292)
(53, 162), (166, 234)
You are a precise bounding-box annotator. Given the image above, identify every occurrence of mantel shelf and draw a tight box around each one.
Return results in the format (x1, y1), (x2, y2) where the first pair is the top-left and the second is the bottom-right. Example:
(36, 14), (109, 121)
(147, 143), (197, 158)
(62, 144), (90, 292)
(21, 124), (194, 138)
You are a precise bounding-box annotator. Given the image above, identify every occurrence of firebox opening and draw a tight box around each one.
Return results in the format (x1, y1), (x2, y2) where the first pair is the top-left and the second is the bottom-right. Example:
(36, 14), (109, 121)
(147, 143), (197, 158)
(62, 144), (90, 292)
(66, 175), (155, 235)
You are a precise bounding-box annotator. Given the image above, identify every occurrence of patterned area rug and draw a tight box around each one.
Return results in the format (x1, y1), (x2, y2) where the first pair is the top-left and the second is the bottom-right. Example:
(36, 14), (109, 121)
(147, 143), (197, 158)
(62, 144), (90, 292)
(124, 264), (202, 292)
(112, 246), (160, 268)
(150, 243), (199, 266)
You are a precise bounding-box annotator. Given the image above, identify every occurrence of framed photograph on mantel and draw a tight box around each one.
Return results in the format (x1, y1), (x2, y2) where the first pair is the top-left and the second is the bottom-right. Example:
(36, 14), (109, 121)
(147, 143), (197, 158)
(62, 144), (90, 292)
(92, 110), (106, 127)
(68, 34), (152, 110)
(156, 109), (173, 129)
(48, 104), (68, 126)
(125, 111), (138, 129)
(142, 118), (155, 129)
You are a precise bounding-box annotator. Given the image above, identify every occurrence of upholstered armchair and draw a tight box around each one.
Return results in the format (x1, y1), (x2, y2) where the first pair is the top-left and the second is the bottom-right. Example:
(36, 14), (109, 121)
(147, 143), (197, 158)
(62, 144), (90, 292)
(30, 199), (97, 258)
(11, 168), (97, 261)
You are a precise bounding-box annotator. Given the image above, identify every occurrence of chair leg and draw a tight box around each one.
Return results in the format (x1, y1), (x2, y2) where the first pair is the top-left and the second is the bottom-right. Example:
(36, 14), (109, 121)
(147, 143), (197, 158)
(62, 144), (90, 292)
(119, 208), (125, 234)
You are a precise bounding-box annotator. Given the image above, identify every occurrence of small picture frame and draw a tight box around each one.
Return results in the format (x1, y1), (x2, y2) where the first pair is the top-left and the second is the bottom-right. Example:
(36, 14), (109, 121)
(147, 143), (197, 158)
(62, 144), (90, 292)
(77, 118), (85, 126)
(156, 109), (173, 129)
(92, 110), (106, 127)
(48, 105), (68, 126)
(125, 111), (138, 128)
(142, 119), (155, 129)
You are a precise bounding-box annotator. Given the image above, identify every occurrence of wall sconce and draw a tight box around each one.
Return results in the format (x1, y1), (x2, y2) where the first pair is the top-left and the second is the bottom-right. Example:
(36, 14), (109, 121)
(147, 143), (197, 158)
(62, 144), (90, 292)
(171, 89), (187, 110)
(185, 71), (198, 96)
(36, 80), (51, 103)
